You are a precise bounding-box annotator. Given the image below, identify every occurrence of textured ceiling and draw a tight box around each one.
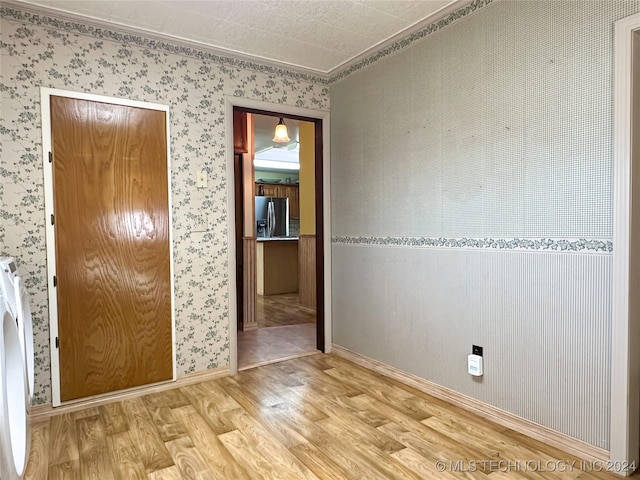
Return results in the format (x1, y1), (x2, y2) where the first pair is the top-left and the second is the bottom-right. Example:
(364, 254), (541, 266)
(13, 0), (463, 75)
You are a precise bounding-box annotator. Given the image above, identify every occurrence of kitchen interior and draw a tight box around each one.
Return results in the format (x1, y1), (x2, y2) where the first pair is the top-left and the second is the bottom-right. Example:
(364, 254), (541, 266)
(237, 113), (318, 369)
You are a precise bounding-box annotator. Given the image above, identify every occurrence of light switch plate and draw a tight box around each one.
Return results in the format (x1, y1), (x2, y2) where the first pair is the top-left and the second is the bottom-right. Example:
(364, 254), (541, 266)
(196, 170), (207, 188)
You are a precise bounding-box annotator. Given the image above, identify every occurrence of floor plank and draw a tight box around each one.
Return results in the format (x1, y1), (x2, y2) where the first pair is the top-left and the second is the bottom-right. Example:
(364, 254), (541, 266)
(25, 420), (50, 480)
(120, 397), (174, 473)
(76, 415), (115, 480)
(48, 414), (79, 467)
(147, 465), (183, 480)
(99, 402), (129, 436)
(107, 431), (147, 480)
(179, 383), (240, 435)
(172, 405), (251, 480)
(164, 436), (212, 480)
(289, 442), (357, 480)
(142, 393), (188, 442)
(48, 460), (79, 480)
(221, 408), (319, 480)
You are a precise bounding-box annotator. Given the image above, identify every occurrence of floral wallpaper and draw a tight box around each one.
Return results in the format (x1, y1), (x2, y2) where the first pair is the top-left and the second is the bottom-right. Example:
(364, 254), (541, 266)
(0, 10), (329, 405)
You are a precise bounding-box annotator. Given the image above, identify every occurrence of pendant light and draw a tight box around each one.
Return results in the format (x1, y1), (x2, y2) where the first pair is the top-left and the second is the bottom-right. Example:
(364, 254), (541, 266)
(272, 117), (290, 143)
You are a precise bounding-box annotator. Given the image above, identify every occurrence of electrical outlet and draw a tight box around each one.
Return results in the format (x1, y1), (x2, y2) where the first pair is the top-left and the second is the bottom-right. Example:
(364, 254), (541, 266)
(472, 345), (483, 357)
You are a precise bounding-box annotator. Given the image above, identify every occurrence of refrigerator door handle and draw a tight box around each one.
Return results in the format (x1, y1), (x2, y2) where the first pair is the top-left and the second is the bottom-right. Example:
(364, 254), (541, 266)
(267, 201), (275, 237)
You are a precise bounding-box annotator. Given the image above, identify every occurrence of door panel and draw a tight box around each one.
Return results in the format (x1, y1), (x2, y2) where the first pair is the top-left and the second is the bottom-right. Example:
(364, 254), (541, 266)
(51, 96), (173, 402)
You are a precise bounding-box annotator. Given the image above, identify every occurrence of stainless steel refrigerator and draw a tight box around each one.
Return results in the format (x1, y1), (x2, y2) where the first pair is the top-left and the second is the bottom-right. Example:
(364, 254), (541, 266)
(255, 196), (289, 237)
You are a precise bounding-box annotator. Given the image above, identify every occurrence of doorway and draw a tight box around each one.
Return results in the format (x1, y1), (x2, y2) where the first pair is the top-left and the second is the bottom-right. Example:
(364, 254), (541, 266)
(232, 107), (326, 370)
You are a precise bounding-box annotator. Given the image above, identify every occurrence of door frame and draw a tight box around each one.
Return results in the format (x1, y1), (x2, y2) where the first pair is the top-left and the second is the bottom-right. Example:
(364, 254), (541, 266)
(612, 12), (640, 471)
(224, 96), (331, 374)
(40, 87), (177, 406)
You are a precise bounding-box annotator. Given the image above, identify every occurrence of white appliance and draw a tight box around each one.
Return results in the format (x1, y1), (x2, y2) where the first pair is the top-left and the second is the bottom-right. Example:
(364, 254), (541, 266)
(0, 257), (33, 480)
(0, 293), (29, 480)
(0, 258), (34, 404)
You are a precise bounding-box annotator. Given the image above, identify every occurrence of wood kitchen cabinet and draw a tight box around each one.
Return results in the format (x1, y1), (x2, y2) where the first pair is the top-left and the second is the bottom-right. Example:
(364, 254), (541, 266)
(285, 185), (299, 219)
(257, 239), (298, 295)
(255, 182), (280, 197)
(255, 182), (299, 219)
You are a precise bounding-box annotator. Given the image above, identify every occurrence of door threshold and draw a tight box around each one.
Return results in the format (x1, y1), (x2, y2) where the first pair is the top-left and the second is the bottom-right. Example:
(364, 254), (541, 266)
(238, 350), (319, 371)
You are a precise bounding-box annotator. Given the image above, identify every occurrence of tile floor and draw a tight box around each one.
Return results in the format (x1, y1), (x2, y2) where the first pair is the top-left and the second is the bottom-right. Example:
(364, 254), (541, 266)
(238, 294), (317, 370)
(238, 323), (317, 370)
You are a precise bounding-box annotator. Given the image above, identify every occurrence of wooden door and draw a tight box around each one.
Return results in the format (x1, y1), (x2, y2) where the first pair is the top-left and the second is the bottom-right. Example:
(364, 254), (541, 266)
(50, 96), (173, 402)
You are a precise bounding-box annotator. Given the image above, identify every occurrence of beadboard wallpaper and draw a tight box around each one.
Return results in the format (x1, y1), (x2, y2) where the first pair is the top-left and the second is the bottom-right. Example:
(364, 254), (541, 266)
(332, 246), (612, 448)
(332, 0), (639, 239)
(0, 10), (328, 405)
(330, 0), (640, 449)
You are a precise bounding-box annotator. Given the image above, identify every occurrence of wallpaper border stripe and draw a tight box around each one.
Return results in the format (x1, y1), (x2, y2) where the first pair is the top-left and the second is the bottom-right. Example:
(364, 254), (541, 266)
(328, 0), (495, 84)
(0, 5), (330, 85)
(332, 236), (613, 253)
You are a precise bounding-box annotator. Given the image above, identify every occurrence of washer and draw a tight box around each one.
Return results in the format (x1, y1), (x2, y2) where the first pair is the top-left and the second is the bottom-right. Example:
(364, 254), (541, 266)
(0, 293), (28, 480)
(0, 258), (34, 405)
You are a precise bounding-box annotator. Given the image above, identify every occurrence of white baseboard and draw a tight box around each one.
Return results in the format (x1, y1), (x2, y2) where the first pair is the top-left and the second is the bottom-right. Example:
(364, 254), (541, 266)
(331, 344), (609, 464)
(30, 366), (229, 421)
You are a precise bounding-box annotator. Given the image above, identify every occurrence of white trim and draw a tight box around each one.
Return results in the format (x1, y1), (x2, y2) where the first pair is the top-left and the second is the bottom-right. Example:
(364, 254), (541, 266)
(612, 12), (640, 475)
(224, 96), (331, 374)
(225, 102), (238, 376)
(39, 88), (60, 407)
(29, 365), (229, 421)
(332, 345), (610, 464)
(322, 114), (332, 354)
(39, 87), (176, 407)
(39, 87), (168, 112)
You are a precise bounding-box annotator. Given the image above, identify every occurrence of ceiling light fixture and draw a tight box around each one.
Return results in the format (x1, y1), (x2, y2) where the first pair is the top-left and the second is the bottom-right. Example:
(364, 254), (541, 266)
(272, 117), (290, 143)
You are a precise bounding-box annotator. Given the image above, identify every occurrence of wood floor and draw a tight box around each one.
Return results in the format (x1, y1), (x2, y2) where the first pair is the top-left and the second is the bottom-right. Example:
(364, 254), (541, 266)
(256, 293), (315, 328)
(26, 354), (628, 480)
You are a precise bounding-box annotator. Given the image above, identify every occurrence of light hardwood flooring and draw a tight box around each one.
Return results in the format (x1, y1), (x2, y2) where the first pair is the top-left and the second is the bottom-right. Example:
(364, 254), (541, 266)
(25, 354), (631, 480)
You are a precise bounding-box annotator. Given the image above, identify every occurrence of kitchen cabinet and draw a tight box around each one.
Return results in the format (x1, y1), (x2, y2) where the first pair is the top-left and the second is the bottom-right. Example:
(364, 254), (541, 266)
(256, 238), (298, 295)
(255, 183), (299, 219)
(233, 110), (248, 153)
(256, 182), (280, 197)
(285, 184), (299, 219)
